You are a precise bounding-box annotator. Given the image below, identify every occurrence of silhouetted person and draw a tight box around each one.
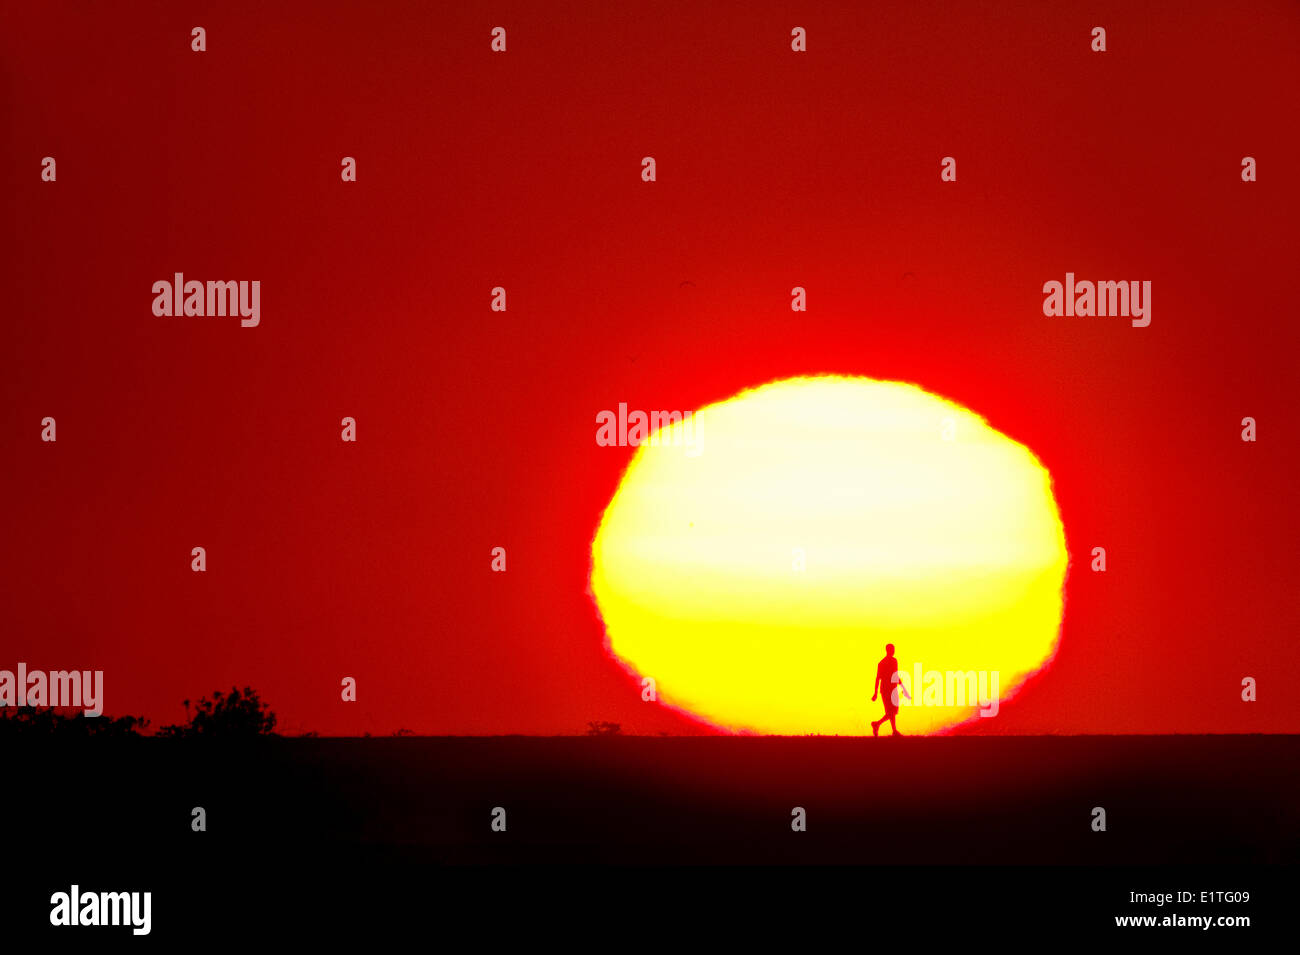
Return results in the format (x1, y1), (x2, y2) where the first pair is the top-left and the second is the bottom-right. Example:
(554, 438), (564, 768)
(870, 643), (910, 736)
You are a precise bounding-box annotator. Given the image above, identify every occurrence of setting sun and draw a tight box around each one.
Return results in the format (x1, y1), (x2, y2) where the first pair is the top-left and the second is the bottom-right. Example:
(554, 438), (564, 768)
(590, 376), (1069, 735)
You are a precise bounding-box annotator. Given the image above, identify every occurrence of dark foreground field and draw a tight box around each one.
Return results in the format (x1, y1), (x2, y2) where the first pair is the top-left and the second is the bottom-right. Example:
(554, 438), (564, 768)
(6, 735), (1294, 939)
(8, 734), (1298, 865)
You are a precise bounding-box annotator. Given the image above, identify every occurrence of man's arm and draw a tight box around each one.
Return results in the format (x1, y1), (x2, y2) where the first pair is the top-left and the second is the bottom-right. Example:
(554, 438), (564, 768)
(895, 671), (912, 701)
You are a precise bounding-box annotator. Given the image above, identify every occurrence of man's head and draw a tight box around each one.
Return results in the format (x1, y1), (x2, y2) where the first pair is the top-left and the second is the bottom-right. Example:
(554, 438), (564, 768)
(885, 643), (895, 657)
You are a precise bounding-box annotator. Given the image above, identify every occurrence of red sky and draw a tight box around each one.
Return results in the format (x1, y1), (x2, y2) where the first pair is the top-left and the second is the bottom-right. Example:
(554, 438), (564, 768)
(2, 1), (1297, 735)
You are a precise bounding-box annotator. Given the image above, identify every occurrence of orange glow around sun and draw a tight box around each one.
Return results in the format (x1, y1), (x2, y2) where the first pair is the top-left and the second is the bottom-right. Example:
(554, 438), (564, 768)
(589, 376), (1069, 735)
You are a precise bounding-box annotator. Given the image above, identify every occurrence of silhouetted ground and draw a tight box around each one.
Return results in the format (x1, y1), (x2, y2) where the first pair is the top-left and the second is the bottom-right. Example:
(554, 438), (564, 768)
(7, 735), (1297, 866)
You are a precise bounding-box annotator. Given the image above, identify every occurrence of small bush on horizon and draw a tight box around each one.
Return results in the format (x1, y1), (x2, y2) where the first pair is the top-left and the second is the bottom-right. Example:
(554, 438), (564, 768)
(158, 686), (278, 739)
(0, 707), (148, 739)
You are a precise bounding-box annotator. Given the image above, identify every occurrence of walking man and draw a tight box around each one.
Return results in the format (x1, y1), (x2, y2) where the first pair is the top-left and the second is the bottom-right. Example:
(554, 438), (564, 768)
(870, 643), (910, 736)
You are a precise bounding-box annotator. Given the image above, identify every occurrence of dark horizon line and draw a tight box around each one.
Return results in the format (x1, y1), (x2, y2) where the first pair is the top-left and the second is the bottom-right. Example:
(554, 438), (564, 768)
(210, 738), (1300, 743)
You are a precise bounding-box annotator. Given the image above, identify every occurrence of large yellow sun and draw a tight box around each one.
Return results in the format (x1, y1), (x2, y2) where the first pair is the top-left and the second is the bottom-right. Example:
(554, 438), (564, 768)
(589, 376), (1068, 735)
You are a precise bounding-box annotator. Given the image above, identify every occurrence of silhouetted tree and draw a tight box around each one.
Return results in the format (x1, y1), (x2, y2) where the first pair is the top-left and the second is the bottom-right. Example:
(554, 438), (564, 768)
(158, 686), (277, 739)
(586, 720), (622, 736)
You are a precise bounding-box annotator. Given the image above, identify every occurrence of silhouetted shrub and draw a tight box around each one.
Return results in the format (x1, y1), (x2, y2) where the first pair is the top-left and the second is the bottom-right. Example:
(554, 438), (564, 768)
(158, 686), (277, 739)
(0, 707), (148, 739)
(586, 720), (622, 736)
